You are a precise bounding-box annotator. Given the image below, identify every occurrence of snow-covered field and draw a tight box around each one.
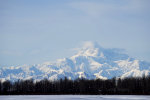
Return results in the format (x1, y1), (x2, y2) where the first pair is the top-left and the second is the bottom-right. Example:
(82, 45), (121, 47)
(0, 95), (150, 100)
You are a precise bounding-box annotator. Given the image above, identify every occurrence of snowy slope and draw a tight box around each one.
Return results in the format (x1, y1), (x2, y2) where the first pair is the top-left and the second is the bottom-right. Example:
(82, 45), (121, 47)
(0, 42), (150, 82)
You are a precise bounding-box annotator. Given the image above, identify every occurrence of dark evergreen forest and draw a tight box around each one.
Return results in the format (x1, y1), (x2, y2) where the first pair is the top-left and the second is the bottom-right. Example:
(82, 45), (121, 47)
(0, 76), (150, 95)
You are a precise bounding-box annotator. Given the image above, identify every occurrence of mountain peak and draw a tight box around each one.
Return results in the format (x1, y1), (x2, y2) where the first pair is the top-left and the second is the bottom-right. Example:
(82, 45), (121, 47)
(74, 41), (103, 57)
(72, 41), (130, 61)
(81, 41), (101, 49)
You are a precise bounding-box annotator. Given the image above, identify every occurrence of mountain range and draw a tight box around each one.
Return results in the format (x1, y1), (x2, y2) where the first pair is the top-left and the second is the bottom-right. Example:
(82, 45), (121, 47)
(0, 42), (150, 82)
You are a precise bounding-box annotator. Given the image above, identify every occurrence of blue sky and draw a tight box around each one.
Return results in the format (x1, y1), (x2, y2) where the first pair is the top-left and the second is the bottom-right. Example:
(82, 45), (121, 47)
(0, 0), (150, 66)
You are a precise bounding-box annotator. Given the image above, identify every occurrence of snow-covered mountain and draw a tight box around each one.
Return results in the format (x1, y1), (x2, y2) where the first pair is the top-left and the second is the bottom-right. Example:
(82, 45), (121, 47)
(0, 42), (150, 82)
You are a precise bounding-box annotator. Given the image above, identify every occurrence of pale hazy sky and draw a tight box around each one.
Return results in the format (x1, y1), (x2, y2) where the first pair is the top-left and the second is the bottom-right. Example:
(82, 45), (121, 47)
(0, 0), (150, 66)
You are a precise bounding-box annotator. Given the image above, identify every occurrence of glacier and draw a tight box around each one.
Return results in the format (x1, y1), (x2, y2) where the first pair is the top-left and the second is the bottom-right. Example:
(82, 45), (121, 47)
(0, 41), (150, 82)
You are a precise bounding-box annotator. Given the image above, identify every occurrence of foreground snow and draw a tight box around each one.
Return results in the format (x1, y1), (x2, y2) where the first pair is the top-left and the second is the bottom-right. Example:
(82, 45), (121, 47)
(0, 95), (150, 100)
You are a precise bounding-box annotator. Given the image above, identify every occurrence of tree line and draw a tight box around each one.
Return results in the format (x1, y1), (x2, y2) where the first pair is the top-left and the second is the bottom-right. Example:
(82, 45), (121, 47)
(0, 76), (150, 95)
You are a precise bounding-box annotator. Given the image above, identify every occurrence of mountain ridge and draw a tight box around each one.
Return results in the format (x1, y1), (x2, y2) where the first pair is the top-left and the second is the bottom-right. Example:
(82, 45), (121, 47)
(0, 41), (150, 82)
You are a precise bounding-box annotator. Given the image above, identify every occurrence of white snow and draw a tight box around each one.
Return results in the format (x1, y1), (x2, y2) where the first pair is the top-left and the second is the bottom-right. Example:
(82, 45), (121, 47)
(0, 95), (150, 100)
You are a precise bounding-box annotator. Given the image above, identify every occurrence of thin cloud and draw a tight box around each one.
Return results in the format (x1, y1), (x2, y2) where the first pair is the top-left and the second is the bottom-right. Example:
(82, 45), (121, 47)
(69, 0), (149, 18)
(0, 50), (23, 56)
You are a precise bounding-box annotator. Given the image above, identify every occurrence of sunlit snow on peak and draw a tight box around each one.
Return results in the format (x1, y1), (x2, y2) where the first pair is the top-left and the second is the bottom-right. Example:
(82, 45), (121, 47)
(74, 41), (104, 57)
(73, 41), (128, 61)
